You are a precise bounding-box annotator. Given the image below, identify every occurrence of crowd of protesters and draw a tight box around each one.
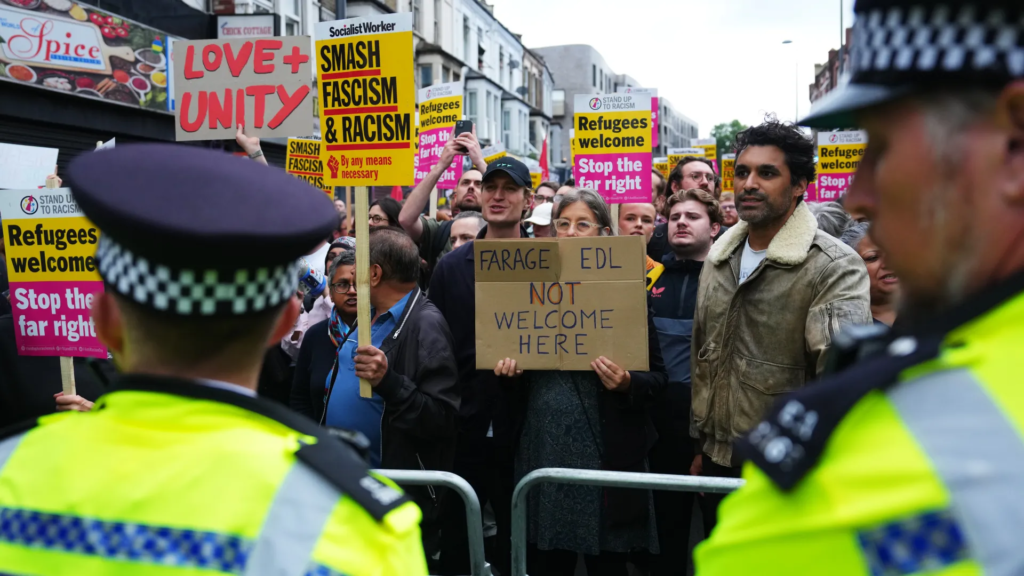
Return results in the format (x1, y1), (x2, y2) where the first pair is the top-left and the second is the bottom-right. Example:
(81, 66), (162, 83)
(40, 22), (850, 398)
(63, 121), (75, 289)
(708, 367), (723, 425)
(0, 117), (899, 576)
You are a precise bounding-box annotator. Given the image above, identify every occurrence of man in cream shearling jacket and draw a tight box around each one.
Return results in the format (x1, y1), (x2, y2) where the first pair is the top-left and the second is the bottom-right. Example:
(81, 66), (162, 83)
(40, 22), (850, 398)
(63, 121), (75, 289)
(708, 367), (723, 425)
(689, 120), (870, 534)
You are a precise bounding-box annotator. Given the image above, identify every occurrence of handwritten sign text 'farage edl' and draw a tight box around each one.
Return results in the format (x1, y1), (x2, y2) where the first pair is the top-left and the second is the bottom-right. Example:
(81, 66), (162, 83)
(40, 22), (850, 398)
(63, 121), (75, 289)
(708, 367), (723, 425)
(316, 14), (415, 186)
(0, 189), (106, 358)
(173, 36), (314, 141)
(474, 236), (648, 371)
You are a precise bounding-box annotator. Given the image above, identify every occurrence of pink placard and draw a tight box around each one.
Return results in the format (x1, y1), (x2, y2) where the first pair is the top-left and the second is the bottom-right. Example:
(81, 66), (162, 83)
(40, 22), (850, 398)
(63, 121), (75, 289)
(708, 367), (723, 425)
(573, 152), (652, 204)
(7, 280), (106, 358)
(651, 96), (659, 148)
(815, 173), (853, 202)
(805, 179), (820, 202)
(414, 126), (464, 189)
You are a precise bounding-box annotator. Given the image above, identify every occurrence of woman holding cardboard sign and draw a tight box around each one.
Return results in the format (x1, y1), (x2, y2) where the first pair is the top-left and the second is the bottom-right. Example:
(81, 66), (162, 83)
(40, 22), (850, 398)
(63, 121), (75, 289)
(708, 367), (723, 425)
(495, 189), (667, 576)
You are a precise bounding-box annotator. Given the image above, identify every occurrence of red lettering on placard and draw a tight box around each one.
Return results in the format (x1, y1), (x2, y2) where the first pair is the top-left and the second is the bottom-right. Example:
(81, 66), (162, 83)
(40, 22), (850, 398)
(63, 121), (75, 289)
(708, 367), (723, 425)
(184, 44), (204, 79)
(245, 85), (275, 127)
(180, 92), (207, 132)
(235, 89), (246, 130)
(208, 89), (232, 129)
(202, 44), (223, 72)
(223, 41), (253, 77)
(253, 39), (282, 74)
(268, 84), (310, 129)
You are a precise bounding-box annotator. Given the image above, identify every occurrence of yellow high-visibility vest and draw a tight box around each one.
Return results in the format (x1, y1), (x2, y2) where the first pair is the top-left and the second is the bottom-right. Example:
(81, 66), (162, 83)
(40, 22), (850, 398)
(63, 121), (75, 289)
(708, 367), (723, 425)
(696, 281), (1024, 575)
(0, 375), (428, 576)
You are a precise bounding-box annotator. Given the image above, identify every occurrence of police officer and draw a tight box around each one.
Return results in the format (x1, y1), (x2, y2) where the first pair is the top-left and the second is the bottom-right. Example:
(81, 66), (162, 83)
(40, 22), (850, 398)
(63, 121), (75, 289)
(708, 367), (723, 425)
(696, 0), (1024, 573)
(0, 145), (428, 575)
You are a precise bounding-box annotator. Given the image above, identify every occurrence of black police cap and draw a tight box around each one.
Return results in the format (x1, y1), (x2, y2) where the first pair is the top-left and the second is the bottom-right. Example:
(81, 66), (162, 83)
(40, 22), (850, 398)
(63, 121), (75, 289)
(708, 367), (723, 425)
(801, 0), (1024, 128)
(68, 144), (336, 317)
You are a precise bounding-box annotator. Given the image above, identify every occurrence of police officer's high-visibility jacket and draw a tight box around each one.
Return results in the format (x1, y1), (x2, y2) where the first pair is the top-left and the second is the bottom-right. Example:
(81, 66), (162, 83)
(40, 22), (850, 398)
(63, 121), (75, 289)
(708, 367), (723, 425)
(0, 375), (428, 576)
(695, 272), (1024, 575)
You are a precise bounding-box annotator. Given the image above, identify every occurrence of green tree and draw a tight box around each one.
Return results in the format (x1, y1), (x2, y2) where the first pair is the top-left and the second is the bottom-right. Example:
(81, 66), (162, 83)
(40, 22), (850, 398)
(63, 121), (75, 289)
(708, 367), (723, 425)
(711, 120), (748, 159)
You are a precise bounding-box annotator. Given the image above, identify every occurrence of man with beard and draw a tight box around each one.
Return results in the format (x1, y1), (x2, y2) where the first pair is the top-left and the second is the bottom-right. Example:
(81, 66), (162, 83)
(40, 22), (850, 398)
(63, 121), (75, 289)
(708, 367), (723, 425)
(698, 0), (1024, 572)
(399, 129), (487, 275)
(689, 118), (870, 534)
(649, 156), (718, 261)
(719, 192), (739, 227)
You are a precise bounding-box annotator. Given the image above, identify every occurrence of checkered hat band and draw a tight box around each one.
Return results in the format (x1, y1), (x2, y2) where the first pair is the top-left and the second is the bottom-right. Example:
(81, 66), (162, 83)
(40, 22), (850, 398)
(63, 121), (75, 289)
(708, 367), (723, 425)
(850, 4), (1024, 82)
(96, 236), (302, 316)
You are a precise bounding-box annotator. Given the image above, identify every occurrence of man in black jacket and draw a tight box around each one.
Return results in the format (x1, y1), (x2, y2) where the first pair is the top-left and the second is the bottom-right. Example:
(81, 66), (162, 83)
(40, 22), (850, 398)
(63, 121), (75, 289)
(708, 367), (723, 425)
(343, 227), (460, 565)
(649, 156), (719, 262)
(647, 188), (722, 575)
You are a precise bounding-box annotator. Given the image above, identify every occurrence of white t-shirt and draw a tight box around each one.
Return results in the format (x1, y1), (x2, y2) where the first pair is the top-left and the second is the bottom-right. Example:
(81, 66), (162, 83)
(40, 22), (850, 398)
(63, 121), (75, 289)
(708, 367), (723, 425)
(739, 239), (767, 283)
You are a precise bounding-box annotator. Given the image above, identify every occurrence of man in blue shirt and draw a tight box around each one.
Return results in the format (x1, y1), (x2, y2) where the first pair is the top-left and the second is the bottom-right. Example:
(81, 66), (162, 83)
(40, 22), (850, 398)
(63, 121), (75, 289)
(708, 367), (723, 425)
(323, 227), (460, 567)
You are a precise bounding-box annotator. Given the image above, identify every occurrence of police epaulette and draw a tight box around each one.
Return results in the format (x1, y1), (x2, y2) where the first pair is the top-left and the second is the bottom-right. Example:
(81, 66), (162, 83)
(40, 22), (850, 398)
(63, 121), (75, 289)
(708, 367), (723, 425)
(109, 376), (411, 522)
(736, 334), (942, 491)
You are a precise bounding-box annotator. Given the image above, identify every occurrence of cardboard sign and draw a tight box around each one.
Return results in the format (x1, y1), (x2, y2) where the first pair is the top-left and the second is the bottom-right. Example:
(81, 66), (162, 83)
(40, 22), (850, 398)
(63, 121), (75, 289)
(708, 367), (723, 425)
(617, 87), (658, 148)
(173, 36), (314, 141)
(286, 138), (332, 195)
(474, 236), (649, 371)
(572, 93), (652, 204)
(415, 81), (463, 188)
(667, 147), (705, 171)
(653, 157), (669, 180)
(721, 153), (736, 193)
(814, 131), (867, 202)
(316, 14), (415, 186)
(0, 189), (106, 358)
(0, 143), (58, 190)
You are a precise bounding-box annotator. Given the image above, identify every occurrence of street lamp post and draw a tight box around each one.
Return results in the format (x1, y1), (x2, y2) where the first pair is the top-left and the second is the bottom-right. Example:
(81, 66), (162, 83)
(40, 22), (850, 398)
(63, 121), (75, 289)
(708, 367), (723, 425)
(782, 40), (798, 122)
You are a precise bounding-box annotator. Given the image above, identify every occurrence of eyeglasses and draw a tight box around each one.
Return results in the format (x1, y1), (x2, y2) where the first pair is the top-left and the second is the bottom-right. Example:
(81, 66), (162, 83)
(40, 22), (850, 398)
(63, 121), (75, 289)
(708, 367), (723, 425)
(368, 215), (388, 224)
(534, 196), (553, 204)
(553, 218), (597, 233)
(687, 172), (715, 183)
(331, 282), (356, 294)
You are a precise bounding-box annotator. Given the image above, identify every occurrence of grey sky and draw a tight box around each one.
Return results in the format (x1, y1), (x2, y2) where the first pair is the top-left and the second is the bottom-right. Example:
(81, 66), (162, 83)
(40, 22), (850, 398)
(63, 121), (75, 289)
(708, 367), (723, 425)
(490, 0), (857, 136)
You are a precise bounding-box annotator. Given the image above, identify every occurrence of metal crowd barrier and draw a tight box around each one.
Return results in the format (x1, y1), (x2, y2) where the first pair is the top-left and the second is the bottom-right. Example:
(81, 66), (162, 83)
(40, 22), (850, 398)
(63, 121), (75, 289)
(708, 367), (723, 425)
(510, 468), (746, 576)
(374, 469), (493, 576)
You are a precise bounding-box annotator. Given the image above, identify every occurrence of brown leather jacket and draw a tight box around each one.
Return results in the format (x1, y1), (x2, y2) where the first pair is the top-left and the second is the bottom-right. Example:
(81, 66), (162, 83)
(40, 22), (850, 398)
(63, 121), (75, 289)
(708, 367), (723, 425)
(691, 202), (871, 466)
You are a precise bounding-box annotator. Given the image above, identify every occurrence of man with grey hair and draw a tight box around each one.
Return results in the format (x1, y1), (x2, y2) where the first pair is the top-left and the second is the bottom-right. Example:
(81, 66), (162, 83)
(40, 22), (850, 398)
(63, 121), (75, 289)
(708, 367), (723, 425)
(449, 210), (485, 250)
(808, 200), (854, 238)
(698, 0), (1024, 573)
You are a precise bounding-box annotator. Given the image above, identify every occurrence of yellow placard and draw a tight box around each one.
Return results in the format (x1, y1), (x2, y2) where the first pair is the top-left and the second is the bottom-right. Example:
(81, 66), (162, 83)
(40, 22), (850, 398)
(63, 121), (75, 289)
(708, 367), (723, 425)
(721, 156), (735, 192)
(574, 110), (651, 155)
(316, 14), (416, 186)
(817, 143), (866, 173)
(3, 216), (101, 283)
(695, 144), (717, 160)
(484, 149), (507, 165)
(653, 162), (669, 180)
(667, 147), (705, 170)
(530, 172), (542, 189)
(286, 138), (332, 195)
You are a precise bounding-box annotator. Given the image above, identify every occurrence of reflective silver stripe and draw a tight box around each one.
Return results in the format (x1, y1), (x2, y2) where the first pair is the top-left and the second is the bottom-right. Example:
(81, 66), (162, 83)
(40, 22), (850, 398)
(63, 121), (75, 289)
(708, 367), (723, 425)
(244, 463), (342, 576)
(889, 368), (1024, 576)
(0, 433), (27, 475)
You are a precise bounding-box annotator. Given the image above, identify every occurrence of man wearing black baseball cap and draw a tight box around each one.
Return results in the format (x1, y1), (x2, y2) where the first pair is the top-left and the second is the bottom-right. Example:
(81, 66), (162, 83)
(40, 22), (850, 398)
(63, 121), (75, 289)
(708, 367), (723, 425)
(429, 155), (532, 575)
(697, 0), (1024, 573)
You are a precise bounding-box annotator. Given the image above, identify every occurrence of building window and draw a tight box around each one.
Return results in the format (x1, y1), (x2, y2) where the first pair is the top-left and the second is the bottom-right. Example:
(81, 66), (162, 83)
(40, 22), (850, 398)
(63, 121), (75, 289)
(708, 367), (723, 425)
(285, 19), (299, 36)
(420, 64), (433, 88)
(463, 17), (471, 61)
(493, 95), (500, 143)
(433, 0), (441, 42)
(467, 91), (478, 124)
(552, 89), (564, 117)
(502, 109), (511, 149)
(499, 47), (504, 87)
(592, 64), (596, 88)
(477, 27), (485, 71)
(413, 0), (423, 33)
(442, 65), (451, 83)
(486, 93), (493, 139)
(453, 70), (460, 82)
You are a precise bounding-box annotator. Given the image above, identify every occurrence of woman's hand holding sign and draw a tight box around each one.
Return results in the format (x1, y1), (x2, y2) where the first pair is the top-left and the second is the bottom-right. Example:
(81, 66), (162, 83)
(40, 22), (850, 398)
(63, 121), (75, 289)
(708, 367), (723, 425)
(591, 356), (631, 392)
(494, 357), (523, 378)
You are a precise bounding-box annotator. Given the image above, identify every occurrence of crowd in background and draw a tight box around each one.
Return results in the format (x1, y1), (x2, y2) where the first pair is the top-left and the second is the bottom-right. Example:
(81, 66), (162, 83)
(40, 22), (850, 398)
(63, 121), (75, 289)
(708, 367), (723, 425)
(0, 117), (898, 576)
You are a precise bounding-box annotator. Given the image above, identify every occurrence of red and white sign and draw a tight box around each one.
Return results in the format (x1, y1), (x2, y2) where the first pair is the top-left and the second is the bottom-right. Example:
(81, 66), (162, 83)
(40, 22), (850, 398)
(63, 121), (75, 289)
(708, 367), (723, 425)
(0, 5), (111, 72)
(217, 15), (276, 39)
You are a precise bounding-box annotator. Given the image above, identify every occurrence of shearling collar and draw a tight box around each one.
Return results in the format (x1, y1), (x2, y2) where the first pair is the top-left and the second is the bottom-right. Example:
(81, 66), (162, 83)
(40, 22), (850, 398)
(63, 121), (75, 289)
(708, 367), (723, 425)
(708, 201), (818, 266)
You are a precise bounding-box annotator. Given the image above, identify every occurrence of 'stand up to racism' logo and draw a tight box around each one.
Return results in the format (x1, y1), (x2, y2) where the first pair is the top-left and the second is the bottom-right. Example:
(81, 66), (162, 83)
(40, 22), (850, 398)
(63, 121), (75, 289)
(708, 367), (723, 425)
(426, 89), (432, 99)
(589, 98), (602, 110)
(20, 196), (38, 215)
(829, 134), (839, 143)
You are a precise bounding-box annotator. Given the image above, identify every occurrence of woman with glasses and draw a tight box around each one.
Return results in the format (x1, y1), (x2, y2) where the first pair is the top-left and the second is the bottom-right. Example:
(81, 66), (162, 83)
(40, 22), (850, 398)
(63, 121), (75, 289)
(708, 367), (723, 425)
(497, 189), (667, 576)
(290, 250), (359, 422)
(369, 197), (402, 228)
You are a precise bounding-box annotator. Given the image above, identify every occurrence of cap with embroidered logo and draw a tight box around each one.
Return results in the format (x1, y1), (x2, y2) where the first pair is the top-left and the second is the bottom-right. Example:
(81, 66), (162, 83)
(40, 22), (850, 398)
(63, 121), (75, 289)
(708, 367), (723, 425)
(482, 156), (532, 189)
